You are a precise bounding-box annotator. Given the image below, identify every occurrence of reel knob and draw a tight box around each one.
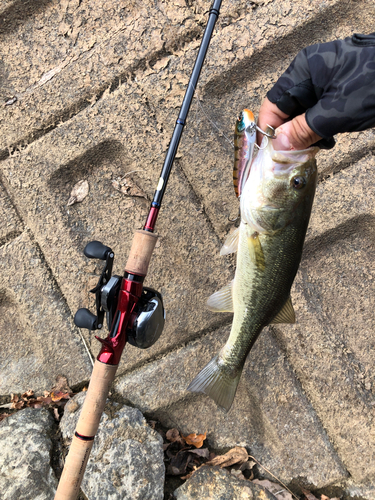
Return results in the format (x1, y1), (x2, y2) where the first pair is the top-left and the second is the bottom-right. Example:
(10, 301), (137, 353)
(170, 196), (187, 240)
(84, 241), (113, 260)
(74, 308), (102, 330)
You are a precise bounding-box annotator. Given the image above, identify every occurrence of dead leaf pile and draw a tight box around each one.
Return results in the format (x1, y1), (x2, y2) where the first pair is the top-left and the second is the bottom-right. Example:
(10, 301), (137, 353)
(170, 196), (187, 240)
(162, 428), (209, 477)
(0, 376), (73, 422)
(161, 426), (341, 500)
(161, 428), (256, 481)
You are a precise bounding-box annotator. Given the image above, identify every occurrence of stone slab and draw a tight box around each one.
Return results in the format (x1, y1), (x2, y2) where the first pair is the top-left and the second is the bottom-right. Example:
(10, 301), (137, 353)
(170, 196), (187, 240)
(114, 326), (347, 488)
(0, 78), (234, 373)
(0, 232), (92, 394)
(0, 0), (246, 153)
(271, 157), (375, 483)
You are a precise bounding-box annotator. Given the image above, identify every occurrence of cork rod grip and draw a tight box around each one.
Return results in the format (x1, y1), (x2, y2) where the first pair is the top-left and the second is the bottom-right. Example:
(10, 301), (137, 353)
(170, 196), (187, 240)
(54, 361), (118, 500)
(125, 229), (158, 275)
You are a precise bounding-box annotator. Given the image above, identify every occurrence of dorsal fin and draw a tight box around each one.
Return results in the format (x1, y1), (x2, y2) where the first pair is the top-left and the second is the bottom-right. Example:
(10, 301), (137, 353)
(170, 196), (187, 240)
(206, 280), (234, 312)
(271, 296), (296, 324)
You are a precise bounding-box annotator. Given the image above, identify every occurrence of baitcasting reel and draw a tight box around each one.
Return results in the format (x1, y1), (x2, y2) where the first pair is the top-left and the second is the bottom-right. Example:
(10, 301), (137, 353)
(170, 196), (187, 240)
(74, 241), (165, 350)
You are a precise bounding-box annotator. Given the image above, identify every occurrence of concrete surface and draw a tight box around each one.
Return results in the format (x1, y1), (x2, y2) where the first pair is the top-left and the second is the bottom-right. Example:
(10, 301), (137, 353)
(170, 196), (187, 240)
(0, 0), (374, 495)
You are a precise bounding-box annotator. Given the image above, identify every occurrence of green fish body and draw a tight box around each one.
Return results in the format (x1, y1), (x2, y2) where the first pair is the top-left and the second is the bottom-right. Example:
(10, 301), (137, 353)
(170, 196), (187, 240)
(188, 129), (319, 411)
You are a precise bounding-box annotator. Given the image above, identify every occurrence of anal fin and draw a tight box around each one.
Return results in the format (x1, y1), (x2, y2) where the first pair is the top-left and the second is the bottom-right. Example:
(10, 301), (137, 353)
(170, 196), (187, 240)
(271, 296), (296, 324)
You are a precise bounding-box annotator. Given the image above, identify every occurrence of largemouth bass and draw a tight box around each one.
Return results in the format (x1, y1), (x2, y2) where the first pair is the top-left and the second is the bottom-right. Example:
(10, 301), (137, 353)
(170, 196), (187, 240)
(188, 114), (319, 411)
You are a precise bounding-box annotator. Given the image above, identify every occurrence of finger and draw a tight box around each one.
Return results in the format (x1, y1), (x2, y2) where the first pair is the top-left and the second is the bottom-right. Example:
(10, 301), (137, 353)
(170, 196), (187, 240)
(273, 113), (323, 150)
(257, 97), (289, 145)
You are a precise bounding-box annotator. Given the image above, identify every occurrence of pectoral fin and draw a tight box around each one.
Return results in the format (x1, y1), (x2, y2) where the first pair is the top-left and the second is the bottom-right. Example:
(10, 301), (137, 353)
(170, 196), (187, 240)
(220, 228), (240, 256)
(206, 280), (234, 312)
(271, 296), (296, 324)
(247, 232), (265, 271)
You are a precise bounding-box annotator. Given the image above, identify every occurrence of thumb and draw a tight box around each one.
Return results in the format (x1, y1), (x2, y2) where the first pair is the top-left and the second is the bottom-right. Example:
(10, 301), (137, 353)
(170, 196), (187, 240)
(272, 113), (322, 150)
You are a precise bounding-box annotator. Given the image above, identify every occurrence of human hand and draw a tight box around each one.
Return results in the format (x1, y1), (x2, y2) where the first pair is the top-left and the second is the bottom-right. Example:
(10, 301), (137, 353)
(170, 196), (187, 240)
(257, 97), (323, 150)
(257, 33), (375, 151)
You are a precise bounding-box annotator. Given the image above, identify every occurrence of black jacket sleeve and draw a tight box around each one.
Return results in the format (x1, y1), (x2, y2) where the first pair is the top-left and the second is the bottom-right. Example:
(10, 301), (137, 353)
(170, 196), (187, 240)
(267, 33), (375, 149)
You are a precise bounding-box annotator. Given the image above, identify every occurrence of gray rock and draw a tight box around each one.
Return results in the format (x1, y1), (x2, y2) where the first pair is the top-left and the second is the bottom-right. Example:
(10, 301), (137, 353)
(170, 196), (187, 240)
(0, 408), (57, 500)
(173, 466), (277, 500)
(61, 392), (165, 500)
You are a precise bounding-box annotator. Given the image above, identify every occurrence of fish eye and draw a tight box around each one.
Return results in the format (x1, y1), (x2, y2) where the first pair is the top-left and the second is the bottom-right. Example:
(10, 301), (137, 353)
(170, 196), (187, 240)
(236, 112), (245, 132)
(291, 176), (306, 189)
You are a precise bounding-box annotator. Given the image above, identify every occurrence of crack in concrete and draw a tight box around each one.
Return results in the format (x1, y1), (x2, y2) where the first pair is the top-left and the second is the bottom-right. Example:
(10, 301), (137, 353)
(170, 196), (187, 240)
(115, 316), (232, 381)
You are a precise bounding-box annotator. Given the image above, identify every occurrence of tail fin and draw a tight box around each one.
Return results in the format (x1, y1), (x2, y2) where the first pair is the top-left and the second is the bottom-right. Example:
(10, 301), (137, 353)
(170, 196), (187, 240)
(187, 354), (243, 412)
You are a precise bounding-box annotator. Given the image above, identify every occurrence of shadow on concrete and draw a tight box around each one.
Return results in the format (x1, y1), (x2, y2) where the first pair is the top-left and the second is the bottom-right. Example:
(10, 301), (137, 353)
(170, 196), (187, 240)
(0, 0), (55, 39)
(302, 214), (375, 261)
(203, 0), (367, 98)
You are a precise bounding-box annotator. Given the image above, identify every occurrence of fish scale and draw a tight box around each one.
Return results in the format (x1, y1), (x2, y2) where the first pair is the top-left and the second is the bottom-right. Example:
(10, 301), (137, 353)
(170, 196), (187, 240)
(188, 115), (319, 411)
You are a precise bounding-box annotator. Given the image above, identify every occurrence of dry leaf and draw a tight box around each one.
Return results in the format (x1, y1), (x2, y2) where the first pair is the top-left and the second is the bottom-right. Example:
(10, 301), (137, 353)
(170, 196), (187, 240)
(231, 469), (246, 480)
(206, 446), (248, 468)
(240, 460), (256, 471)
(112, 178), (148, 199)
(182, 431), (207, 448)
(51, 375), (72, 394)
(10, 394), (25, 410)
(53, 408), (60, 421)
(166, 428), (185, 445)
(167, 450), (193, 476)
(10, 394), (18, 403)
(253, 479), (294, 500)
(51, 391), (70, 402)
(0, 413), (11, 422)
(28, 396), (52, 407)
(67, 180), (89, 206)
(21, 390), (34, 399)
(11, 401), (25, 410)
(181, 464), (205, 480)
(188, 448), (210, 458)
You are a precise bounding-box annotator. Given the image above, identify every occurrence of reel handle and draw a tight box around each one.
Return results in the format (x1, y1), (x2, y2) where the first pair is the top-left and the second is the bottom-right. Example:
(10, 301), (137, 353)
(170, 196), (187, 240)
(84, 241), (112, 260)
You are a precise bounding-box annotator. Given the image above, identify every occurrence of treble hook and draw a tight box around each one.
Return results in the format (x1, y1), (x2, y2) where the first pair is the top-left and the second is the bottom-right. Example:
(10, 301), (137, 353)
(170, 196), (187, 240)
(254, 124), (276, 150)
(256, 124), (276, 138)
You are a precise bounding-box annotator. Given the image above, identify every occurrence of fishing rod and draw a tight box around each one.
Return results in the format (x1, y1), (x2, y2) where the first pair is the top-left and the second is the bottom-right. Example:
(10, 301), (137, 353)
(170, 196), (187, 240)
(54, 1), (223, 498)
